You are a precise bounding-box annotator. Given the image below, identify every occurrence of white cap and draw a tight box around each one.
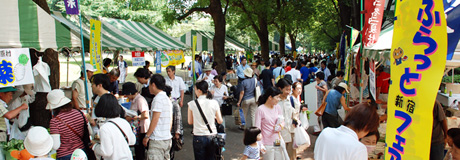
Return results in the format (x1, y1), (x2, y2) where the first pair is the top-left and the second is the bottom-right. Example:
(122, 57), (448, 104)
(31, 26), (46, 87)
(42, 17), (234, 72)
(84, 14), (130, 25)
(84, 63), (97, 72)
(338, 82), (349, 93)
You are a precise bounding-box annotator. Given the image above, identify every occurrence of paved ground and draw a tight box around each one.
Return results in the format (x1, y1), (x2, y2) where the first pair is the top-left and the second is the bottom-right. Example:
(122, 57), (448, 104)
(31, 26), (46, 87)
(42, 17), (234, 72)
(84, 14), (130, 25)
(58, 54), (316, 160)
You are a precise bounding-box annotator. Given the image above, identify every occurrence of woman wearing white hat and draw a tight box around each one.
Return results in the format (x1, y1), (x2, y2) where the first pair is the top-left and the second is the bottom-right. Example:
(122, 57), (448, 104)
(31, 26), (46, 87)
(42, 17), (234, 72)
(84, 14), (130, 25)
(24, 126), (54, 160)
(48, 89), (87, 160)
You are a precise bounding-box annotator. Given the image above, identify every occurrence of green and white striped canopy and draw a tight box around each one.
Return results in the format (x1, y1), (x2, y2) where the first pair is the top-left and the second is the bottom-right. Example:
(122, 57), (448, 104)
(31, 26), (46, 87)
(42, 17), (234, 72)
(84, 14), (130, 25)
(257, 41), (280, 51)
(180, 30), (251, 51)
(52, 12), (189, 51)
(352, 26), (394, 63)
(0, 0), (81, 51)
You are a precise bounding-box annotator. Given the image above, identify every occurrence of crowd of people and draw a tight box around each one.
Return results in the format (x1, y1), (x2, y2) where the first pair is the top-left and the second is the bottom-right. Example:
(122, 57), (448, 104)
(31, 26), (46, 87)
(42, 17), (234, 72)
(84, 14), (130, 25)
(0, 52), (456, 160)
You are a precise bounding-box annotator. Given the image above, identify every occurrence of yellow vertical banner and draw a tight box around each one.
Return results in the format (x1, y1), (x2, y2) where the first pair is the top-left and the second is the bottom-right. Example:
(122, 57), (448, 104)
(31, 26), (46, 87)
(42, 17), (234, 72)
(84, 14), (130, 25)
(192, 36), (197, 82)
(90, 19), (102, 74)
(385, 0), (447, 159)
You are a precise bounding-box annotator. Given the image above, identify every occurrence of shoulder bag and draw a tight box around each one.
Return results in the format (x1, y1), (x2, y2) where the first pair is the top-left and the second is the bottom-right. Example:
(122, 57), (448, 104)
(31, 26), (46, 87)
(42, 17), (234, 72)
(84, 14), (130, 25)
(254, 78), (261, 102)
(194, 100), (225, 160)
(55, 111), (96, 160)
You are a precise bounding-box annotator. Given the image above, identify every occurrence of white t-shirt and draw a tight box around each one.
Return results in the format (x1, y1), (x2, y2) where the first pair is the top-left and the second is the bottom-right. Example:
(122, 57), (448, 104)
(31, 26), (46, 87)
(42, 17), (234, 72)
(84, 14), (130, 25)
(198, 73), (215, 87)
(93, 118), (136, 160)
(286, 69), (301, 83)
(149, 91), (173, 140)
(187, 96), (220, 136)
(165, 76), (186, 99)
(33, 60), (51, 92)
(314, 125), (368, 160)
(210, 85), (228, 106)
(71, 78), (93, 109)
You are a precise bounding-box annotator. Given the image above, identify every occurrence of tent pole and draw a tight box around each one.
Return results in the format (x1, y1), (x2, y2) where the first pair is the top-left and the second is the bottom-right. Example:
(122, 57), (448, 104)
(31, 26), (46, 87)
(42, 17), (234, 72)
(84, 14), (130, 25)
(359, 0), (364, 103)
(67, 56), (69, 86)
(78, 11), (91, 110)
(453, 69), (455, 83)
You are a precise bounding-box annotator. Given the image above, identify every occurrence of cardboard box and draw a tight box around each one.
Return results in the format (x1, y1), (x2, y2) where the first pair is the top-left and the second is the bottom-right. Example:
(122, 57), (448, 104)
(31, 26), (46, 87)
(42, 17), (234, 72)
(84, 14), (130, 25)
(440, 83), (460, 94)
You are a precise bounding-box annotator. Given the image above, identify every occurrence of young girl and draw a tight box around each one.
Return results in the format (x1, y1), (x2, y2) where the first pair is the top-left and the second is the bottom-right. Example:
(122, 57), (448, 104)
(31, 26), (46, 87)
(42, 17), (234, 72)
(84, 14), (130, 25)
(444, 128), (460, 160)
(242, 127), (266, 160)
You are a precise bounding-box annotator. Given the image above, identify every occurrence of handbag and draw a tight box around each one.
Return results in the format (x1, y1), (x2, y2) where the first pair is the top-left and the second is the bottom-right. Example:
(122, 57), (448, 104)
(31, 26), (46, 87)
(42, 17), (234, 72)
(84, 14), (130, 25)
(254, 78), (261, 102)
(194, 100), (225, 145)
(315, 102), (327, 116)
(221, 103), (233, 116)
(172, 136), (183, 151)
(55, 111), (96, 160)
(233, 108), (241, 125)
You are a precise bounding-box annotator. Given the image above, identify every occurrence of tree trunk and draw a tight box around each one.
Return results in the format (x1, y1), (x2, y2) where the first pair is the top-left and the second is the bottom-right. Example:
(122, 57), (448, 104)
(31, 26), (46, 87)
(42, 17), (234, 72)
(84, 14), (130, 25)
(289, 33), (296, 55)
(113, 50), (120, 67)
(33, 0), (50, 14)
(209, 0), (227, 73)
(258, 16), (270, 61)
(42, 49), (59, 89)
(279, 25), (286, 55)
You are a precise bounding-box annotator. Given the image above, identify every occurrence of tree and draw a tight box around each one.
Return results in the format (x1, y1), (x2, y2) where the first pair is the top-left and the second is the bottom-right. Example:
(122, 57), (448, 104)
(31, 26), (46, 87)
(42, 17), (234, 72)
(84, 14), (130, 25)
(280, 0), (314, 55)
(232, 0), (276, 61)
(164, 0), (229, 73)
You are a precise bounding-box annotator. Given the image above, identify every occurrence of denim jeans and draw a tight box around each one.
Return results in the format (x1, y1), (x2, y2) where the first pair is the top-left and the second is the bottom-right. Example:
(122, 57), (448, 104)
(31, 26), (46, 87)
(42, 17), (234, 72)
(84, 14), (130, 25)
(193, 135), (216, 160)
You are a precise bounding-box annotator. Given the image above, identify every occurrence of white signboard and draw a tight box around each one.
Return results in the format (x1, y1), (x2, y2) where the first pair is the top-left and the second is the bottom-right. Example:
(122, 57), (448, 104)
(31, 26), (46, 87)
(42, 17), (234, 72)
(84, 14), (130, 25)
(132, 51), (145, 67)
(369, 60), (376, 100)
(0, 48), (34, 87)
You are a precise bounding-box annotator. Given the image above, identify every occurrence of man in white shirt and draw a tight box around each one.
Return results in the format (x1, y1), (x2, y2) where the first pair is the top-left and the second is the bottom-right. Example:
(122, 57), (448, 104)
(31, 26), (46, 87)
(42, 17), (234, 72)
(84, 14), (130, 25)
(285, 62), (302, 83)
(318, 61), (331, 80)
(165, 66), (186, 107)
(72, 64), (96, 111)
(118, 55), (128, 83)
(314, 103), (379, 160)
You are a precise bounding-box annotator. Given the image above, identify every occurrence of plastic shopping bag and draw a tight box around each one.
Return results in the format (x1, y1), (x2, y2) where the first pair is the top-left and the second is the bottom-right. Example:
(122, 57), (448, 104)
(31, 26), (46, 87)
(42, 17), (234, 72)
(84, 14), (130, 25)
(294, 126), (311, 147)
(299, 111), (309, 130)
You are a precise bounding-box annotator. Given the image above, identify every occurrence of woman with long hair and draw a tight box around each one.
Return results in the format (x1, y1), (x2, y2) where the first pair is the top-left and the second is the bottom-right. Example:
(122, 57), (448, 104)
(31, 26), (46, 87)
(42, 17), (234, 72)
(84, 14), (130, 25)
(143, 74), (174, 160)
(188, 81), (223, 160)
(255, 86), (287, 160)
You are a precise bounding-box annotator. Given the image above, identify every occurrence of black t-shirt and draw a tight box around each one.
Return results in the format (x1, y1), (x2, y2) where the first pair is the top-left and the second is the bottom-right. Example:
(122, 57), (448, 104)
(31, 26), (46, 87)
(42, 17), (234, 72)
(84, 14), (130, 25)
(260, 69), (274, 90)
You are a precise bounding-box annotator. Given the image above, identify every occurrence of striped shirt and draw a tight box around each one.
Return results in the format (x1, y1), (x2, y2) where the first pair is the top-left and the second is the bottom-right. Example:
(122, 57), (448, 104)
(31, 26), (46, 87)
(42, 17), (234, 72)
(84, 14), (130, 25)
(50, 109), (85, 158)
(149, 91), (173, 140)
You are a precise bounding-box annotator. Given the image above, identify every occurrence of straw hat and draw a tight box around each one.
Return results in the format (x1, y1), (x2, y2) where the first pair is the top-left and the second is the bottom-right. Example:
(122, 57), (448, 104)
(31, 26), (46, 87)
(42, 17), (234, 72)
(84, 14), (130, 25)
(338, 82), (349, 93)
(23, 126), (53, 156)
(243, 68), (253, 78)
(46, 89), (71, 110)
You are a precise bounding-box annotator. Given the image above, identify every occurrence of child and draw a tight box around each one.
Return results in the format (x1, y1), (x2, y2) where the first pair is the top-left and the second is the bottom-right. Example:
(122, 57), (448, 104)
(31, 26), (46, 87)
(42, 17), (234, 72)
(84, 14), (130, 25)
(24, 126), (54, 160)
(444, 128), (460, 160)
(242, 127), (265, 160)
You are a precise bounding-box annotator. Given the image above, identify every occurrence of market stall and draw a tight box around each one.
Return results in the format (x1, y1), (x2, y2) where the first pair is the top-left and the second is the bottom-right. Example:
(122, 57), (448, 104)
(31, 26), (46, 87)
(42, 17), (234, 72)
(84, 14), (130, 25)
(179, 30), (251, 51)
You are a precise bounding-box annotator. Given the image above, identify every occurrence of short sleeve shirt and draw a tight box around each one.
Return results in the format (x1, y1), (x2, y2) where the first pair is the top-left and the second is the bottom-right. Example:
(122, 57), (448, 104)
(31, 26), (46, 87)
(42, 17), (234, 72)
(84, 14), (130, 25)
(300, 66), (310, 82)
(71, 79), (93, 109)
(150, 91), (173, 140)
(0, 100), (9, 131)
(432, 101), (447, 144)
(260, 69), (274, 90)
(165, 76), (186, 99)
(239, 77), (256, 101)
(243, 142), (264, 159)
(211, 85), (228, 106)
(49, 109), (85, 158)
(130, 94), (150, 133)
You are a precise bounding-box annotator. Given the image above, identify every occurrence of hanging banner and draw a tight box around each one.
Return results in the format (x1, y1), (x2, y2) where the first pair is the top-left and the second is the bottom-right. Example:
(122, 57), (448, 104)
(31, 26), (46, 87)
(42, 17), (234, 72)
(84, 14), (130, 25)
(89, 19), (102, 74)
(351, 28), (360, 47)
(369, 60), (376, 100)
(155, 51), (161, 73)
(362, 0), (385, 47)
(132, 51), (145, 67)
(64, 0), (79, 15)
(0, 48), (34, 87)
(444, 0), (460, 60)
(385, 0), (447, 159)
(160, 50), (185, 67)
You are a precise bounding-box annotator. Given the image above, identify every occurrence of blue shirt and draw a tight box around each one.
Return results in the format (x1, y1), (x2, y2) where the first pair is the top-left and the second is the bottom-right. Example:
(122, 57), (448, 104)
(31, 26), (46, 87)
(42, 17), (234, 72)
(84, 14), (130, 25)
(325, 89), (343, 116)
(300, 66), (310, 82)
(239, 77), (256, 101)
(237, 64), (250, 79)
(309, 67), (318, 76)
(273, 67), (285, 80)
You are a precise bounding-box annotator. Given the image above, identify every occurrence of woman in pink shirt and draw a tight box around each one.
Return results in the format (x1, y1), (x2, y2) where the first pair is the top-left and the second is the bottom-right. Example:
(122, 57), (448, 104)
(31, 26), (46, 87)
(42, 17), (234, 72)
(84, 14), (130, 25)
(255, 86), (285, 160)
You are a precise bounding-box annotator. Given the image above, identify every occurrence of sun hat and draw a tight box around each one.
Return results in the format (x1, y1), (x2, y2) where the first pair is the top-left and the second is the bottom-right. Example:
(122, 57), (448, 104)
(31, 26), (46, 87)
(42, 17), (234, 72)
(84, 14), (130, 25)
(0, 87), (17, 93)
(46, 89), (71, 110)
(203, 65), (212, 71)
(23, 126), (53, 156)
(243, 67), (253, 78)
(83, 63), (97, 72)
(338, 82), (350, 93)
(122, 82), (137, 95)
